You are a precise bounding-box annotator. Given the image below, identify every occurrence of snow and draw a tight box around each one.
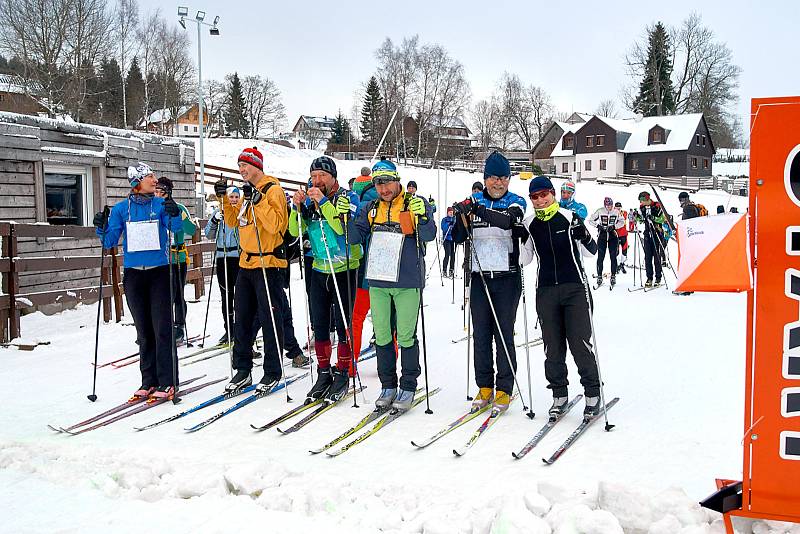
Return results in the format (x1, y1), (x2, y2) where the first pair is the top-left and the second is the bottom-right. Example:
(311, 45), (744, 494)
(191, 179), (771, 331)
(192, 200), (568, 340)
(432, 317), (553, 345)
(620, 114), (706, 154)
(0, 146), (764, 533)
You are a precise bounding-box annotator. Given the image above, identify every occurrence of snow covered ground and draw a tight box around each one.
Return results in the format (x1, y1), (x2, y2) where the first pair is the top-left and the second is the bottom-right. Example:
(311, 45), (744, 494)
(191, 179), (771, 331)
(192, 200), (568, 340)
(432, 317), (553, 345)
(4, 145), (792, 533)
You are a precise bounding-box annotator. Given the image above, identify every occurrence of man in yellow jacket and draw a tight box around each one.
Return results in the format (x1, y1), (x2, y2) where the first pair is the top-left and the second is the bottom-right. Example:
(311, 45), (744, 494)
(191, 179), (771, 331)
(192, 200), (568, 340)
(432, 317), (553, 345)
(214, 147), (288, 393)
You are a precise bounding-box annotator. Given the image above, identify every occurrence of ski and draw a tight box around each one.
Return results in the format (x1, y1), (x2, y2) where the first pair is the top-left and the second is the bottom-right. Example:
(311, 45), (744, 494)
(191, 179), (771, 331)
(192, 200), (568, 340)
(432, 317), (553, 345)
(326, 388), (442, 457)
(410, 404), (490, 449)
(134, 383), (258, 431)
(251, 397), (324, 431)
(309, 387), (423, 455)
(184, 373), (308, 433)
(61, 377), (226, 435)
(182, 346), (231, 366)
(627, 287), (646, 292)
(180, 342), (233, 361)
(452, 394), (518, 457)
(542, 397), (620, 465)
(515, 337), (543, 349)
(94, 350), (139, 368)
(49, 375), (206, 433)
(276, 386), (365, 435)
(450, 334), (471, 344)
(511, 395), (583, 460)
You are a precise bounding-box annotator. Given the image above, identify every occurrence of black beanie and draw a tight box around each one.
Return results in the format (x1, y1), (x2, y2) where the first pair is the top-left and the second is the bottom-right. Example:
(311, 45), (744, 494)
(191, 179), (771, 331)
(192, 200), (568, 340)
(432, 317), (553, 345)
(310, 156), (337, 178)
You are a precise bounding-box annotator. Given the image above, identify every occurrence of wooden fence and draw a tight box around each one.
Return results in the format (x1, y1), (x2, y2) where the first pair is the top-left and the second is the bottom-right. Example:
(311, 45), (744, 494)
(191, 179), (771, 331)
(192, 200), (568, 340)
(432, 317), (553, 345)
(0, 220), (214, 342)
(195, 162), (307, 195)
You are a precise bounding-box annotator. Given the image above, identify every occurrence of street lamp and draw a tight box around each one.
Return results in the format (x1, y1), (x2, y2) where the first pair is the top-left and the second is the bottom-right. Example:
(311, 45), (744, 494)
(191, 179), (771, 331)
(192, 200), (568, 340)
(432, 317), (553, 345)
(178, 6), (220, 216)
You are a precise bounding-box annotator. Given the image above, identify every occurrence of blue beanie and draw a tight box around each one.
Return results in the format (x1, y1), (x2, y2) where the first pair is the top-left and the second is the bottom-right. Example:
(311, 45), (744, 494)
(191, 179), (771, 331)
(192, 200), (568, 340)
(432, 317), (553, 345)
(483, 151), (510, 179)
(528, 175), (555, 194)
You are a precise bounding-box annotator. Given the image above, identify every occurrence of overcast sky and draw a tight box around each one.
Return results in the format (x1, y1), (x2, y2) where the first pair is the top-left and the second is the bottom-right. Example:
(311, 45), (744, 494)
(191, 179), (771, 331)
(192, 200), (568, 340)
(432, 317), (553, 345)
(139, 0), (796, 140)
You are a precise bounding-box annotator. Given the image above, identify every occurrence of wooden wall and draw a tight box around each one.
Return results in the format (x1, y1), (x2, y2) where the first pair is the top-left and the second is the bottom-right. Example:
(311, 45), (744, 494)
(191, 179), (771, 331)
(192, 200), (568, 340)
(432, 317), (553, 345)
(0, 112), (196, 297)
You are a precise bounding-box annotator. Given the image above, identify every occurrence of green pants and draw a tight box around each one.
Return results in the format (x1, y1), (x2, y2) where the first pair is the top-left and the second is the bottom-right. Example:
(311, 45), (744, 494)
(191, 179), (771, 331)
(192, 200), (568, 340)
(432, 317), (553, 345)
(369, 287), (420, 348)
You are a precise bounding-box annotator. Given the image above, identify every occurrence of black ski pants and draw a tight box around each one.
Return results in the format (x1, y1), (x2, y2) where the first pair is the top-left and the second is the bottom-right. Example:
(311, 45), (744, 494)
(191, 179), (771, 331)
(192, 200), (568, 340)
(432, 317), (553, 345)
(170, 261), (188, 326)
(596, 230), (619, 279)
(232, 267), (284, 380)
(443, 240), (455, 273)
(536, 282), (600, 398)
(470, 272), (521, 394)
(642, 233), (663, 281)
(216, 256), (240, 335)
(309, 268), (357, 344)
(124, 266), (177, 388)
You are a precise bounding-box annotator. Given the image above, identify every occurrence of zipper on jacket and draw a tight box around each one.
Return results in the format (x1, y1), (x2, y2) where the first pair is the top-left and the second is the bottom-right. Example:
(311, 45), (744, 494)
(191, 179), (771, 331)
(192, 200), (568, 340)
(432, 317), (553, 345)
(548, 221), (559, 285)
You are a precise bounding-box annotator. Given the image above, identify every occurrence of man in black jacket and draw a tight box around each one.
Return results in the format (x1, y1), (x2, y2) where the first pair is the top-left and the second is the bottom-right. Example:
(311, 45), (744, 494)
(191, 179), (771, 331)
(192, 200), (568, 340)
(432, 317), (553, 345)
(679, 191), (700, 220)
(520, 175), (603, 421)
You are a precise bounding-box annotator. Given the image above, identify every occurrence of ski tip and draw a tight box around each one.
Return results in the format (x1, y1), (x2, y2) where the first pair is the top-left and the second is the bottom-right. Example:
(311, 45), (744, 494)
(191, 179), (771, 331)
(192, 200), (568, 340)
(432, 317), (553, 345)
(512, 452), (520, 459)
(47, 424), (62, 433)
(542, 458), (553, 465)
(452, 449), (462, 457)
(410, 441), (420, 448)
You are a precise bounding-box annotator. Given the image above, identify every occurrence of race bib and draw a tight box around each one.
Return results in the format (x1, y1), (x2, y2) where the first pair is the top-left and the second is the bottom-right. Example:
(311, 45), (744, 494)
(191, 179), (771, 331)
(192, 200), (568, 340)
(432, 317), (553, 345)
(472, 236), (510, 272)
(126, 220), (161, 252)
(365, 230), (405, 282)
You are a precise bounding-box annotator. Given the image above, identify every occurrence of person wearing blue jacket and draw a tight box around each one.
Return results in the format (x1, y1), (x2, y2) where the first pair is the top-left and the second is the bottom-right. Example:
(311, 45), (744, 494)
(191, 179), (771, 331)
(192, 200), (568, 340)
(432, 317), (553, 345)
(204, 187), (241, 345)
(453, 151), (528, 413)
(93, 163), (183, 400)
(440, 206), (456, 278)
(559, 180), (588, 220)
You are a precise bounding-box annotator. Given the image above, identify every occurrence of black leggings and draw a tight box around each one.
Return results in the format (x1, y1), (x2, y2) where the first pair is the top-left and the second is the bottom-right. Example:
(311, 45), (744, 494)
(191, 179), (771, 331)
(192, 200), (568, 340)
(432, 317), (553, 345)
(443, 241), (455, 272)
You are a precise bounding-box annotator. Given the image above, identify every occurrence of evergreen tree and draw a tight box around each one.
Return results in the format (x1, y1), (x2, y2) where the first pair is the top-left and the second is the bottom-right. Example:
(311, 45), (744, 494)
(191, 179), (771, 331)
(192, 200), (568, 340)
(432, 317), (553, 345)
(224, 72), (249, 138)
(331, 110), (352, 144)
(99, 59), (124, 128)
(0, 55), (9, 74)
(125, 57), (145, 129)
(360, 76), (383, 143)
(633, 22), (676, 116)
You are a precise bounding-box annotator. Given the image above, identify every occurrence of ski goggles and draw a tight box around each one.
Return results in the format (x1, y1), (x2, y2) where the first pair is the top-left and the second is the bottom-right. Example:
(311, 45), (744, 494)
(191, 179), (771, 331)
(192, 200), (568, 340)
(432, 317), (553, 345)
(372, 170), (400, 185)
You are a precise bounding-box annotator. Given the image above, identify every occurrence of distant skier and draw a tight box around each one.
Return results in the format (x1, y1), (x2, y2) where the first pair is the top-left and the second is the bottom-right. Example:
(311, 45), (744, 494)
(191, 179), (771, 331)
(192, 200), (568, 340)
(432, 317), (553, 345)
(519, 175), (603, 421)
(678, 191), (707, 220)
(614, 202), (628, 274)
(204, 187), (241, 345)
(94, 163), (184, 400)
(558, 180), (588, 220)
(453, 151), (527, 413)
(634, 191), (666, 288)
(587, 197), (624, 287)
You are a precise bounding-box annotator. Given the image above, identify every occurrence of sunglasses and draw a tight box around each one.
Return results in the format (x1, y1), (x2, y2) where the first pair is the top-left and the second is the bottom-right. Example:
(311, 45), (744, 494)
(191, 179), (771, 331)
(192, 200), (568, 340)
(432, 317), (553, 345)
(373, 177), (397, 185)
(529, 190), (552, 201)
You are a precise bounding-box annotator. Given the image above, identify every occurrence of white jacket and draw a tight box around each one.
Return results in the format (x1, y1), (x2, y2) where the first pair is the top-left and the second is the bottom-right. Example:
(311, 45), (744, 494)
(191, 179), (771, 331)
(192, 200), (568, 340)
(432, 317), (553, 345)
(588, 207), (625, 232)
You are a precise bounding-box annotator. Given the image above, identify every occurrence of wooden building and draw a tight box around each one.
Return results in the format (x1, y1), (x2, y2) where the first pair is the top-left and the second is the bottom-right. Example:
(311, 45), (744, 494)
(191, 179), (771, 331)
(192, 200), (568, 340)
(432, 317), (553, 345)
(0, 111), (196, 320)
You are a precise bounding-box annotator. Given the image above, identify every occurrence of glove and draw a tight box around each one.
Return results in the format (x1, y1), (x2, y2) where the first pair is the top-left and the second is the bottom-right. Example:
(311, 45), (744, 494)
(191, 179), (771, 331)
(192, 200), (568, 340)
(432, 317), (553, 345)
(409, 196), (426, 216)
(163, 197), (180, 217)
(242, 183), (254, 200)
(93, 210), (107, 229)
(214, 180), (227, 197)
(571, 220), (589, 243)
(453, 198), (474, 216)
(212, 211), (222, 223)
(335, 195), (351, 216)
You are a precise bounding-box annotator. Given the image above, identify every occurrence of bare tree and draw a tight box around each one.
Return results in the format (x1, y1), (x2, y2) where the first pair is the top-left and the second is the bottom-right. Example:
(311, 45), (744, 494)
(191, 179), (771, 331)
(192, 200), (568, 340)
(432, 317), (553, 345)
(136, 8), (162, 127)
(0, 0), (74, 116)
(375, 35), (418, 157)
(65, 0), (113, 121)
(431, 58), (470, 163)
(470, 96), (502, 151)
(595, 99), (619, 118)
(412, 43), (449, 159)
(241, 74), (286, 138)
(155, 21), (194, 133)
(114, 0), (139, 128)
(202, 79), (227, 136)
(528, 85), (553, 141)
(498, 73), (552, 150)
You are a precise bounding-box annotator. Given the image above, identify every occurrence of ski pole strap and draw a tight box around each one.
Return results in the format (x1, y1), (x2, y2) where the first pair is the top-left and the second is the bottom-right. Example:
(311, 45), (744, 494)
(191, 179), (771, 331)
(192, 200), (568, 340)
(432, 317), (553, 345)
(216, 246), (239, 252)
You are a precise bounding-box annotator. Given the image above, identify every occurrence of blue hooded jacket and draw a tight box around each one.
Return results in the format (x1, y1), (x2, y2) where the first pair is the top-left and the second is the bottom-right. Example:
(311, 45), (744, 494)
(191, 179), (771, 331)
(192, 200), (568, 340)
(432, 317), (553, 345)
(559, 197), (588, 220)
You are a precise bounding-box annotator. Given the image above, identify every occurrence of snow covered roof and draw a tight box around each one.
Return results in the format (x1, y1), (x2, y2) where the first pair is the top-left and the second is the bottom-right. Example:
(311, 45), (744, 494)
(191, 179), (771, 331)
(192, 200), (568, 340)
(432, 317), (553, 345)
(620, 113), (706, 153)
(550, 122), (588, 157)
(296, 115), (335, 131)
(429, 115), (470, 131)
(140, 106), (191, 127)
(0, 74), (29, 95)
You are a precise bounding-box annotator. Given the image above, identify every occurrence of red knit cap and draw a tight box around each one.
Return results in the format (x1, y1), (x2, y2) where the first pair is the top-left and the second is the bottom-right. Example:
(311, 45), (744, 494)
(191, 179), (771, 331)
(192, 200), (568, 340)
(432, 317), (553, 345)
(238, 147), (264, 171)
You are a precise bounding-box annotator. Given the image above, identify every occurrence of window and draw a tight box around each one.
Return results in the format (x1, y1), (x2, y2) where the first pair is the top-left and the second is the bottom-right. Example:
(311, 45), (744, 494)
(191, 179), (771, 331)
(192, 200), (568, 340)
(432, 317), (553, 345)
(44, 168), (92, 226)
(631, 159), (639, 171)
(193, 126), (198, 133)
(691, 157), (698, 169)
(695, 134), (701, 146)
(586, 136), (594, 148)
(183, 125), (189, 132)
(599, 159), (607, 171)
(562, 162), (569, 173)
(702, 135), (706, 147)
(565, 136), (574, 149)
(585, 159), (592, 171)
(652, 130), (662, 143)
(596, 135), (605, 147)
(649, 158), (656, 170)
(703, 158), (709, 169)
(666, 157), (674, 170)
(573, 162), (576, 171)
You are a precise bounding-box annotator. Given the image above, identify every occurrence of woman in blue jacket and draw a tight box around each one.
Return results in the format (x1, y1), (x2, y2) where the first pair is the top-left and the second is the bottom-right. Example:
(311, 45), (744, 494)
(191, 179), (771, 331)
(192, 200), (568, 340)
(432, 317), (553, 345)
(204, 187), (241, 345)
(94, 163), (183, 400)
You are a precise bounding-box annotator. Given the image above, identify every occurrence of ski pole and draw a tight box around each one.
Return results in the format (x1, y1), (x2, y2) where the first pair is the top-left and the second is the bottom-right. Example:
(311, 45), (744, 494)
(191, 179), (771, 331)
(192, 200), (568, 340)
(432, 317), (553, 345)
(414, 213), (433, 414)
(199, 220), (219, 348)
(88, 205), (110, 402)
(166, 201), (180, 405)
(458, 213), (532, 414)
(249, 199), (291, 402)
(341, 209), (359, 409)
(519, 267), (535, 419)
(295, 207), (314, 386)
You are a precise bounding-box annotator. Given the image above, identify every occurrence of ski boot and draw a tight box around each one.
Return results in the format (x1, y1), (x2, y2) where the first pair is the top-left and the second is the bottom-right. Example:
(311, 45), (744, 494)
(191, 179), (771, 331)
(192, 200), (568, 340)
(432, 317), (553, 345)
(595, 277), (604, 288)
(610, 275), (616, 288)
(584, 396), (601, 421)
(173, 324), (186, 345)
(255, 374), (280, 393)
(375, 388), (397, 409)
(131, 385), (156, 400)
(392, 389), (416, 411)
(325, 367), (350, 402)
(217, 332), (230, 346)
(151, 385), (176, 400)
(644, 278), (653, 288)
(225, 369), (252, 392)
(654, 277), (662, 287)
(618, 264), (627, 274)
(306, 366), (333, 400)
(492, 390), (511, 413)
(471, 387), (494, 411)
(548, 396), (569, 420)
(291, 353), (311, 368)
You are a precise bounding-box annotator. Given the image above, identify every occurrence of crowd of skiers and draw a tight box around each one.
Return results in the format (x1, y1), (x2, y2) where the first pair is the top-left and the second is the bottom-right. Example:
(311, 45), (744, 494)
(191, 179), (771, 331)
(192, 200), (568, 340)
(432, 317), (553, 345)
(93, 146), (712, 422)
